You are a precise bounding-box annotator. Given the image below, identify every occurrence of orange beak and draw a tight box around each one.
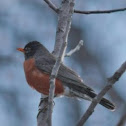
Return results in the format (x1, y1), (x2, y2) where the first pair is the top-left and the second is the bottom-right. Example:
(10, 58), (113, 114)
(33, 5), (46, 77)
(17, 48), (25, 53)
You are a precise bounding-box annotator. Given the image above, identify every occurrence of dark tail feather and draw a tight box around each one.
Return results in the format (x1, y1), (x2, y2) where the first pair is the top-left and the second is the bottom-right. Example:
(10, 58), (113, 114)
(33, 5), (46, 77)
(66, 83), (116, 111)
(99, 98), (115, 111)
(70, 89), (116, 111)
(88, 90), (116, 111)
(71, 89), (116, 111)
(88, 91), (116, 111)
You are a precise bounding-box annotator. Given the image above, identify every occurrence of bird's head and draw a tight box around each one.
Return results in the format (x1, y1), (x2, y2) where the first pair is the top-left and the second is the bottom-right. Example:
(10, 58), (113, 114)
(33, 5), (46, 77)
(17, 41), (42, 60)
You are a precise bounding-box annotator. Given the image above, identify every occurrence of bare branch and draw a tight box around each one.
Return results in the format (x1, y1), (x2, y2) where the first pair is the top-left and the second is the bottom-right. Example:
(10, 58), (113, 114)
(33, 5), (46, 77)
(74, 7), (126, 15)
(117, 110), (126, 126)
(53, 0), (74, 57)
(65, 40), (83, 57)
(37, 97), (48, 126)
(47, 42), (67, 126)
(38, 0), (75, 126)
(47, 0), (75, 125)
(44, 0), (59, 13)
(77, 61), (126, 126)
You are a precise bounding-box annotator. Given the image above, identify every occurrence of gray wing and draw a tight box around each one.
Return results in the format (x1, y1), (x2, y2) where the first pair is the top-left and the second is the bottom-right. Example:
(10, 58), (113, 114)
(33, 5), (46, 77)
(35, 55), (94, 94)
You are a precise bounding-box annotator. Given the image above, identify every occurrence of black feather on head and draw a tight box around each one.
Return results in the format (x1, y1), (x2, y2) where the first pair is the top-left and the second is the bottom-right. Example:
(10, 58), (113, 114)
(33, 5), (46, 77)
(24, 41), (42, 49)
(24, 41), (42, 60)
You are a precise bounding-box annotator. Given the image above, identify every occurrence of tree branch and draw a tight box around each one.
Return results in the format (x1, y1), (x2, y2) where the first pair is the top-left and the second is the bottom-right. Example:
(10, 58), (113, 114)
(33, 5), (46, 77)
(47, 42), (67, 126)
(77, 61), (126, 126)
(47, 0), (75, 125)
(53, 0), (74, 57)
(44, 0), (59, 13)
(74, 7), (126, 15)
(117, 110), (126, 126)
(37, 0), (75, 126)
(65, 40), (83, 57)
(37, 97), (48, 126)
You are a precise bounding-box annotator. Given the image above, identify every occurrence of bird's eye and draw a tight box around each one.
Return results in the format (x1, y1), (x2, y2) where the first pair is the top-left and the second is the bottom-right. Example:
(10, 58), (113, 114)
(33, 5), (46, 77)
(25, 47), (31, 53)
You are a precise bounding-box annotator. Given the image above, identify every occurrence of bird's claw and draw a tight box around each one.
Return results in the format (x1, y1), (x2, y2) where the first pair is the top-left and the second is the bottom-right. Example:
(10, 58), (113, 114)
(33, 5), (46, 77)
(37, 97), (55, 118)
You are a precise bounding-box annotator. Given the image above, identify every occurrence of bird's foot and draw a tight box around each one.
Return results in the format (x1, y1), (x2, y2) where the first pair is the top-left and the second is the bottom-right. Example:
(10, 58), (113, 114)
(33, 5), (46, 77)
(37, 97), (48, 118)
(37, 97), (55, 118)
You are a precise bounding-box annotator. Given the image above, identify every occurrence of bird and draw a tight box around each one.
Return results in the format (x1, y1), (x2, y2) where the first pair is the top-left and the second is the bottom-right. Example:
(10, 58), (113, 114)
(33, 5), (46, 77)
(17, 41), (115, 111)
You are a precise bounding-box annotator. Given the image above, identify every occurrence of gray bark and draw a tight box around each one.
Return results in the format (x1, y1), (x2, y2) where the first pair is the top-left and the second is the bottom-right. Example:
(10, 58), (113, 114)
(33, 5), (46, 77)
(37, 0), (75, 126)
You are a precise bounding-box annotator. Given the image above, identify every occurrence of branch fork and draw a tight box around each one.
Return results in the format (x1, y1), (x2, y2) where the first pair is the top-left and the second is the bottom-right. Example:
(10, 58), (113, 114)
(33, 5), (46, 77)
(65, 40), (84, 57)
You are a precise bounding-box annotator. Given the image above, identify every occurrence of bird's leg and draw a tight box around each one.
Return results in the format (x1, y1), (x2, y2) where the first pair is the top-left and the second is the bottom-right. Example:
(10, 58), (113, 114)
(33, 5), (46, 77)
(37, 97), (48, 118)
(38, 97), (48, 106)
(37, 96), (56, 118)
(52, 95), (57, 106)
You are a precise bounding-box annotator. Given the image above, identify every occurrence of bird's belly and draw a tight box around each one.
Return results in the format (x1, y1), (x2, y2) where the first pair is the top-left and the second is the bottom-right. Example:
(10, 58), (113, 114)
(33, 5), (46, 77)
(24, 61), (64, 95)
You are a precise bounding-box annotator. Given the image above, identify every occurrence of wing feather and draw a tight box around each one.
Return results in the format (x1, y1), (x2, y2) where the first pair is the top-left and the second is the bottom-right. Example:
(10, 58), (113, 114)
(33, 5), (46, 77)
(35, 56), (94, 93)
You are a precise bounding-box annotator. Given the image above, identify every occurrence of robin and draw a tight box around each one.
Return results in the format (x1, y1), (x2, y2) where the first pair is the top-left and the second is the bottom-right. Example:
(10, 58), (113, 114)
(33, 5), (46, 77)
(17, 41), (115, 111)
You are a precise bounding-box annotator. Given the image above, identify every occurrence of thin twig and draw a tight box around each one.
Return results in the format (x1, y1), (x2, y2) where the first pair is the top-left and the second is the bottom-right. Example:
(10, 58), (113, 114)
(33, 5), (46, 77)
(74, 7), (126, 15)
(65, 40), (83, 57)
(44, 0), (59, 13)
(77, 61), (126, 126)
(47, 0), (75, 126)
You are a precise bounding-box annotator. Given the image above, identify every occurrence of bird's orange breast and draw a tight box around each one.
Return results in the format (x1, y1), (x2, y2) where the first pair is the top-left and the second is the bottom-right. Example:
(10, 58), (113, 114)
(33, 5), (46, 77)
(23, 58), (64, 95)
